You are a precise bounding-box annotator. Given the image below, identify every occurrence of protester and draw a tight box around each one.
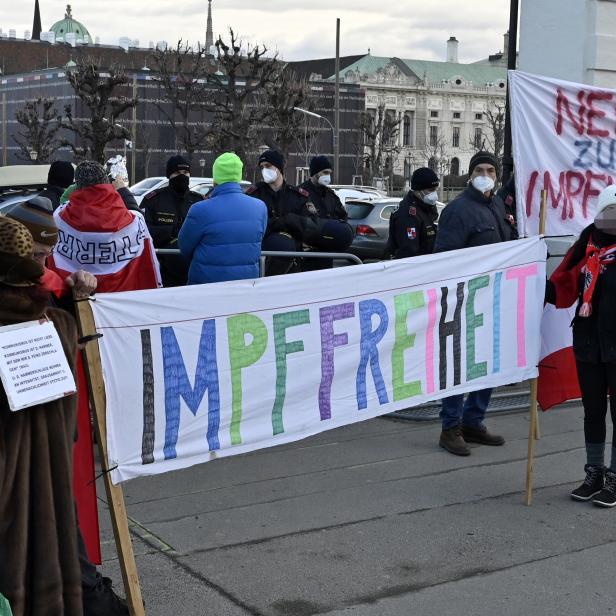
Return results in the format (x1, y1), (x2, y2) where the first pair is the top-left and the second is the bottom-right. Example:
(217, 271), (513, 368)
(546, 185), (616, 507)
(246, 149), (313, 275)
(0, 217), (82, 616)
(496, 173), (519, 239)
(387, 167), (439, 259)
(433, 151), (515, 456)
(142, 155), (202, 286)
(47, 161), (161, 292)
(40, 160), (75, 210)
(179, 152), (267, 284)
(299, 155), (353, 270)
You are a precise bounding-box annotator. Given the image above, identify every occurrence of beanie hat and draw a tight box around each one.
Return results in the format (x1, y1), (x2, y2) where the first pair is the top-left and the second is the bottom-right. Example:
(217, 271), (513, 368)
(468, 151), (499, 175)
(411, 167), (439, 191)
(258, 149), (285, 173)
(596, 185), (616, 216)
(6, 196), (58, 247)
(75, 161), (108, 188)
(47, 161), (74, 189)
(213, 152), (243, 185)
(166, 155), (191, 178)
(0, 217), (44, 287)
(60, 184), (77, 205)
(309, 155), (333, 177)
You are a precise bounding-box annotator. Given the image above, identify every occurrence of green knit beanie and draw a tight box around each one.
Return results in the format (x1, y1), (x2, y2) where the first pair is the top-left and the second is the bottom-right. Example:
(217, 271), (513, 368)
(213, 153), (243, 185)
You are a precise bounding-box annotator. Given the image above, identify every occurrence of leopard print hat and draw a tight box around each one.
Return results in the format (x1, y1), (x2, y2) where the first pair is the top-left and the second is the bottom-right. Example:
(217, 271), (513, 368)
(0, 217), (45, 287)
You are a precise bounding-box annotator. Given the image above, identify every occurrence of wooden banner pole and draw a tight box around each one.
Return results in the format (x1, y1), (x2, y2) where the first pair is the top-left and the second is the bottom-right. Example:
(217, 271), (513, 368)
(76, 300), (145, 615)
(525, 189), (548, 506)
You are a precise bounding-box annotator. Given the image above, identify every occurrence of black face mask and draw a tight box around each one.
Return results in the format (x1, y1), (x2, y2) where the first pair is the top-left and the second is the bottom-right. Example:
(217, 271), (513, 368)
(169, 174), (190, 194)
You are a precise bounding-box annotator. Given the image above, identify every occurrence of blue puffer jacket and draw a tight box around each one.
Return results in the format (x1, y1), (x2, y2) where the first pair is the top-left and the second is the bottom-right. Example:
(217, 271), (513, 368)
(178, 183), (267, 284)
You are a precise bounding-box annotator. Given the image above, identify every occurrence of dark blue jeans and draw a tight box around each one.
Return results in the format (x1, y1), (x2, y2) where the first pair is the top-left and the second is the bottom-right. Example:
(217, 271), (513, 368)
(439, 388), (493, 430)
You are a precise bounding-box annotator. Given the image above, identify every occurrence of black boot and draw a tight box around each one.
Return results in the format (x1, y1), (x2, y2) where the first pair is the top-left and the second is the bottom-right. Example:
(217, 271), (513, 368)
(593, 469), (616, 508)
(83, 574), (129, 616)
(570, 464), (605, 501)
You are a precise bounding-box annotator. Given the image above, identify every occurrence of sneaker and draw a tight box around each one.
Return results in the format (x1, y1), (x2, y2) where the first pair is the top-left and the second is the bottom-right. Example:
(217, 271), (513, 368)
(593, 469), (616, 508)
(570, 464), (605, 501)
(461, 424), (505, 446)
(439, 426), (471, 456)
(83, 574), (129, 616)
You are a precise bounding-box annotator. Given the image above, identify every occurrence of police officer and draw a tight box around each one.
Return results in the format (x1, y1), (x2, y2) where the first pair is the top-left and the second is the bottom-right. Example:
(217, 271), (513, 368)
(387, 167), (439, 259)
(246, 149), (312, 276)
(142, 155), (202, 286)
(299, 155), (352, 270)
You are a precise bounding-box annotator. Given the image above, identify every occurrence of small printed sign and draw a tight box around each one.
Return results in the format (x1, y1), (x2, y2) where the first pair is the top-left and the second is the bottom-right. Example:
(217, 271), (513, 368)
(0, 320), (76, 411)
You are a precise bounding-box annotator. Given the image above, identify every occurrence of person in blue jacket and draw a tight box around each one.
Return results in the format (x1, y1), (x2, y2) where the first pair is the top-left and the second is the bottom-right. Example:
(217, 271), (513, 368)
(178, 153), (267, 284)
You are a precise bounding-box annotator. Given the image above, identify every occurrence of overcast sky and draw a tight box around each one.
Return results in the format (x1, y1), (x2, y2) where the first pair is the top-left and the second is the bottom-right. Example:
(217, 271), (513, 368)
(3, 1), (512, 63)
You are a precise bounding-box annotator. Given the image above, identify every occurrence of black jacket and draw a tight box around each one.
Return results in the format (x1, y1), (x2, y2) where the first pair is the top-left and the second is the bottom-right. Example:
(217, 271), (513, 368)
(434, 185), (515, 252)
(300, 180), (347, 221)
(39, 185), (65, 210)
(547, 225), (616, 363)
(246, 181), (312, 241)
(388, 192), (438, 258)
(142, 185), (202, 287)
(117, 187), (143, 213)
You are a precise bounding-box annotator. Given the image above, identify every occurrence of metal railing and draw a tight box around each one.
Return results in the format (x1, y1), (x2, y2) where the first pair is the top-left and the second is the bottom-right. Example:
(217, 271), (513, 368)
(155, 249), (363, 278)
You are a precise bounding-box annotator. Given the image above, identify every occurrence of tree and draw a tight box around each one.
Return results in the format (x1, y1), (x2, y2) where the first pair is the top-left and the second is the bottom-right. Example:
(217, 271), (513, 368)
(150, 40), (214, 162)
(63, 59), (138, 163)
(358, 104), (402, 185)
(260, 67), (314, 161)
(483, 99), (506, 167)
(421, 133), (451, 198)
(12, 97), (62, 163)
(207, 29), (280, 167)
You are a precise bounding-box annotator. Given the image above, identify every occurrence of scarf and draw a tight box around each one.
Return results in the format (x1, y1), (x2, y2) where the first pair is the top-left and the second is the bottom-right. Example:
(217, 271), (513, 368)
(579, 238), (616, 317)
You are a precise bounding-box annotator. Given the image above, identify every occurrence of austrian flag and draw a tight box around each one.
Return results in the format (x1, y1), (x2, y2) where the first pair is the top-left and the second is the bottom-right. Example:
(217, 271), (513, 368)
(48, 184), (162, 292)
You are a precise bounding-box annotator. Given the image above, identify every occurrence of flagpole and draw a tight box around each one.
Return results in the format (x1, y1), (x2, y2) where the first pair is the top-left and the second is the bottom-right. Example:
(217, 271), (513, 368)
(525, 189), (547, 505)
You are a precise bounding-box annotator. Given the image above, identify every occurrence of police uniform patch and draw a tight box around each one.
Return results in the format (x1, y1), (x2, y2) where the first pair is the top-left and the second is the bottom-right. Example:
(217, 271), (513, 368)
(297, 187), (310, 198)
(407, 227), (417, 239)
(409, 206), (417, 216)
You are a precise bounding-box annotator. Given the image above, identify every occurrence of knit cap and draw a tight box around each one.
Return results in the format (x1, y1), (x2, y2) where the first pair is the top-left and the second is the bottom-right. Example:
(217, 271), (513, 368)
(47, 161), (74, 189)
(309, 155), (333, 177)
(6, 196), (58, 247)
(75, 161), (108, 188)
(166, 155), (191, 178)
(411, 167), (439, 191)
(213, 153), (243, 185)
(258, 150), (285, 173)
(468, 151), (499, 175)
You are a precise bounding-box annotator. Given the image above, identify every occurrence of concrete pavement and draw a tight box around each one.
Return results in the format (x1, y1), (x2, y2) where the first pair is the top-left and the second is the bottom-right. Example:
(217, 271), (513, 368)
(97, 404), (616, 615)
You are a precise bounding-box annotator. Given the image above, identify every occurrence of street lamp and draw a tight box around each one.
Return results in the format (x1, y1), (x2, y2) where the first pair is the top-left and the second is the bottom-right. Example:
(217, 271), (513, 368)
(29, 149), (38, 162)
(199, 158), (206, 176)
(293, 107), (337, 181)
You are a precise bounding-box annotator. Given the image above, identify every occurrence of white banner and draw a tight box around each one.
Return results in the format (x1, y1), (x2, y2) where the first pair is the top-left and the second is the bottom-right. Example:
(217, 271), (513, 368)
(91, 238), (547, 483)
(509, 70), (616, 237)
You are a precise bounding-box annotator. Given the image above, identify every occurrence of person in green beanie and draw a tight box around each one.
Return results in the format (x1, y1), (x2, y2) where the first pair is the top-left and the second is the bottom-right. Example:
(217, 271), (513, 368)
(178, 153), (267, 283)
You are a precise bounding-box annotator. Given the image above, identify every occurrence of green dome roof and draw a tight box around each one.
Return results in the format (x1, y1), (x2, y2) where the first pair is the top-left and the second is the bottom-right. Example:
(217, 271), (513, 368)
(50, 4), (92, 41)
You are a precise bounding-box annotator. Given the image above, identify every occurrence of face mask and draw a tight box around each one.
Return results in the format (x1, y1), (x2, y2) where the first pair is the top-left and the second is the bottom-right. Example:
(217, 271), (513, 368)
(170, 174), (190, 194)
(422, 191), (438, 206)
(318, 174), (331, 187)
(472, 175), (495, 194)
(595, 206), (616, 234)
(261, 168), (278, 184)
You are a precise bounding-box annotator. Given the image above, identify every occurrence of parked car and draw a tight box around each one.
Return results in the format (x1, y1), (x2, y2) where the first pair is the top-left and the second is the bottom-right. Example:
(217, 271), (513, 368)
(331, 185), (387, 206)
(0, 164), (55, 214)
(130, 176), (212, 205)
(192, 180), (251, 199)
(344, 198), (400, 260)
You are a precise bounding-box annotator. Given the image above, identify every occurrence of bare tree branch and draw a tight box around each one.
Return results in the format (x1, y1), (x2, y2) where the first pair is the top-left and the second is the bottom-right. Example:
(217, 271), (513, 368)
(12, 98), (62, 163)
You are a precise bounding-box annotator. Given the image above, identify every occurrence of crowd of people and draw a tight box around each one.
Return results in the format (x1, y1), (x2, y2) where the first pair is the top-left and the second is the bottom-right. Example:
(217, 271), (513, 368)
(1, 144), (615, 614)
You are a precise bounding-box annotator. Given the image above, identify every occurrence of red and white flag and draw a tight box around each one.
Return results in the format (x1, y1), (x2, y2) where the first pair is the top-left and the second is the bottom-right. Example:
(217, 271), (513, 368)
(48, 184), (162, 292)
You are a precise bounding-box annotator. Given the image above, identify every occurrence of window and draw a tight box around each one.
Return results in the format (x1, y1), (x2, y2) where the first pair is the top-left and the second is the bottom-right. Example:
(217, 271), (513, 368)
(452, 126), (460, 148)
(380, 205), (398, 221)
(430, 125), (438, 147)
(403, 114), (411, 146)
(403, 158), (412, 180)
(430, 110), (439, 118)
(450, 157), (460, 176)
(453, 111), (461, 119)
(473, 127), (483, 149)
(345, 203), (374, 219)
(385, 110), (397, 146)
(475, 112), (483, 120)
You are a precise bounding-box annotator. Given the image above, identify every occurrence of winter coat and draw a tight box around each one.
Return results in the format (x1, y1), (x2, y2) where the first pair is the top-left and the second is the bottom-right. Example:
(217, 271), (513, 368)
(388, 192), (438, 258)
(39, 184), (65, 211)
(433, 184), (516, 252)
(546, 224), (616, 363)
(299, 180), (348, 220)
(178, 182), (267, 284)
(0, 292), (82, 616)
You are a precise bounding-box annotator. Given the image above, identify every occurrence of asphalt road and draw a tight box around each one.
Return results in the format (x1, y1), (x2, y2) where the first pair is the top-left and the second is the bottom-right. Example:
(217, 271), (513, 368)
(97, 404), (616, 616)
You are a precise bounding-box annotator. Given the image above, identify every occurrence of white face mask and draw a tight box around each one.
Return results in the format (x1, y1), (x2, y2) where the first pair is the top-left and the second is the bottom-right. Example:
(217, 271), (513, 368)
(422, 191), (438, 206)
(595, 205), (616, 234)
(318, 174), (331, 187)
(261, 168), (278, 184)
(472, 175), (495, 194)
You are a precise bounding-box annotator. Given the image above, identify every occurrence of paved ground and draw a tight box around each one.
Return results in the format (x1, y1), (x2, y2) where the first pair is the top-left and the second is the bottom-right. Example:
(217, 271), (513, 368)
(97, 404), (616, 616)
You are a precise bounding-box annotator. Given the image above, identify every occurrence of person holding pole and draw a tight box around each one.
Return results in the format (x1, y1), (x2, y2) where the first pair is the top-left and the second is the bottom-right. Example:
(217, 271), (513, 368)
(545, 185), (616, 507)
(433, 151), (516, 456)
